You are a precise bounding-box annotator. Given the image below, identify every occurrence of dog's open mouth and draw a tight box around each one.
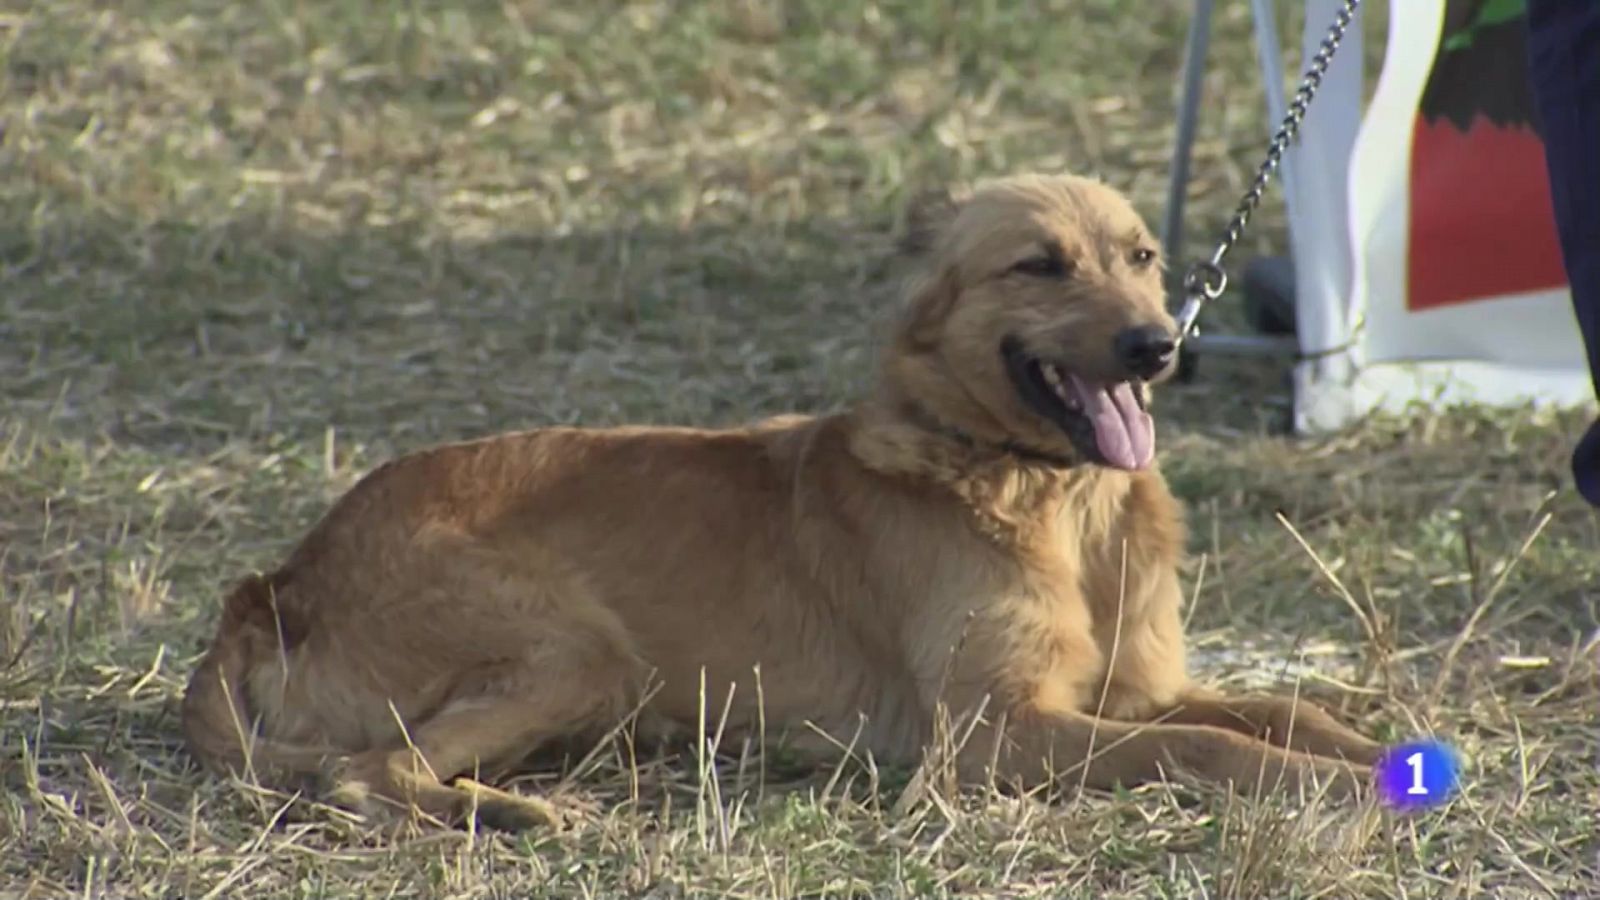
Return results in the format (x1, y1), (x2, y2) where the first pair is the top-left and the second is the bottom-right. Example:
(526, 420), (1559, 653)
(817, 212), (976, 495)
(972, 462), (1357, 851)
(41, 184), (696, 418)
(1001, 337), (1154, 471)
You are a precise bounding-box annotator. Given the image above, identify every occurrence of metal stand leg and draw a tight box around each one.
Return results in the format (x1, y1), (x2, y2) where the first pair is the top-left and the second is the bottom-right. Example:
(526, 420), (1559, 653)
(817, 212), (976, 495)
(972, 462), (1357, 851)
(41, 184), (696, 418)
(1165, 0), (1215, 382)
(1161, 0), (1215, 266)
(1165, 0), (1312, 374)
(1248, 0), (1297, 224)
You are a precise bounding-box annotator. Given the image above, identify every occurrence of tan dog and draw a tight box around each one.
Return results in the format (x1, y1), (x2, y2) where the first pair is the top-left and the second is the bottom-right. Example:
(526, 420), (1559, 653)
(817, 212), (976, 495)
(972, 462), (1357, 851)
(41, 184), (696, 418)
(183, 173), (1381, 828)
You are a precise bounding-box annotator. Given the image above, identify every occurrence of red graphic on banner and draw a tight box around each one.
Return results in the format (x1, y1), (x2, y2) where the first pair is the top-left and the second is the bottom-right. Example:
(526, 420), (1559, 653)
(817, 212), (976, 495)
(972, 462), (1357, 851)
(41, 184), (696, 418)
(1406, 0), (1568, 311)
(1407, 116), (1568, 311)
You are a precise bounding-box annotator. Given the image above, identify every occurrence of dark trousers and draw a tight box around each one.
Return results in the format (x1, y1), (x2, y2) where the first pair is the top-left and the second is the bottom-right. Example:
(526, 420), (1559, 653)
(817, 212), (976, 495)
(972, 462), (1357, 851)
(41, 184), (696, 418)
(1525, 2), (1600, 507)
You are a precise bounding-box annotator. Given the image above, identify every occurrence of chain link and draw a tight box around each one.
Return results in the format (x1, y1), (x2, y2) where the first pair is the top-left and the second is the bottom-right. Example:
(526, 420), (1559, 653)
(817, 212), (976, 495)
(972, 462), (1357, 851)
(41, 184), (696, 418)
(1174, 0), (1363, 345)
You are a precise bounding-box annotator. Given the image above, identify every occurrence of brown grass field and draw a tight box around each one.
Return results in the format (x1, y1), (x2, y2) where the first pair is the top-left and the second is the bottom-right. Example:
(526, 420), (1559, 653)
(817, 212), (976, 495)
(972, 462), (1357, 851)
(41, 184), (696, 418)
(2, 1), (1597, 897)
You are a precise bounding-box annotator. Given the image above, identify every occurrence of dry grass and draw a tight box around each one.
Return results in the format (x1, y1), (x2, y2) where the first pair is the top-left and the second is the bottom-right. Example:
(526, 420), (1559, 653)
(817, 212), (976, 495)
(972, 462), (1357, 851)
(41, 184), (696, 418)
(2, 1), (1597, 897)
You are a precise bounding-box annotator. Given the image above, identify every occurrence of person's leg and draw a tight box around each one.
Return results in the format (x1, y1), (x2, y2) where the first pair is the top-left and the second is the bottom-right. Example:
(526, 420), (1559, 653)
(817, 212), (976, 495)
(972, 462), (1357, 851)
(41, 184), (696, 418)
(1525, 2), (1600, 507)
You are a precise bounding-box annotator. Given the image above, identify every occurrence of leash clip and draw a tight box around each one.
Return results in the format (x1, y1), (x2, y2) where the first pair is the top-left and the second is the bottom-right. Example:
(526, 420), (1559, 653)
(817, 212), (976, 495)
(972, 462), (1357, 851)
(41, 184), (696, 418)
(1175, 259), (1228, 345)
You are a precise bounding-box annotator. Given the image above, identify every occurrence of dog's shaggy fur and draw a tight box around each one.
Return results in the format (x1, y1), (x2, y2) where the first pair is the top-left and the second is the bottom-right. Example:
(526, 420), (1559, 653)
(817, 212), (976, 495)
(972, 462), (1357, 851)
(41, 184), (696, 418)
(184, 173), (1381, 828)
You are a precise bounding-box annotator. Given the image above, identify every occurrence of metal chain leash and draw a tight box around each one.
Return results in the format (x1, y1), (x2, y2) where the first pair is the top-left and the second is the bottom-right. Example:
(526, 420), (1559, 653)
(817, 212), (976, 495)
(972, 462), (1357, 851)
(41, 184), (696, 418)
(1173, 0), (1363, 348)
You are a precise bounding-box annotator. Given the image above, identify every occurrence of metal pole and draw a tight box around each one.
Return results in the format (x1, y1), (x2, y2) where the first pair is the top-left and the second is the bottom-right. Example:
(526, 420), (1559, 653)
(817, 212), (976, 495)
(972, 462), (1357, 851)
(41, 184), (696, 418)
(1184, 334), (1298, 357)
(1247, 0), (1299, 225)
(1161, 0), (1215, 263)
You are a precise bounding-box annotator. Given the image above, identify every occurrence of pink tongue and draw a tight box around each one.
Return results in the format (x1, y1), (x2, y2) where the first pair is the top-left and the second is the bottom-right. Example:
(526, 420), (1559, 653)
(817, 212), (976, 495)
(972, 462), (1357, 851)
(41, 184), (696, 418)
(1067, 376), (1155, 470)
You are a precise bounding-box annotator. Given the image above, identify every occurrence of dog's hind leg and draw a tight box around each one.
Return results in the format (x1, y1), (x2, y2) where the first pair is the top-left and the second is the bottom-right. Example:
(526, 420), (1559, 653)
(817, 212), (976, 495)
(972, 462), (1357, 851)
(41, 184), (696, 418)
(330, 679), (629, 830)
(327, 623), (641, 831)
(322, 543), (647, 830)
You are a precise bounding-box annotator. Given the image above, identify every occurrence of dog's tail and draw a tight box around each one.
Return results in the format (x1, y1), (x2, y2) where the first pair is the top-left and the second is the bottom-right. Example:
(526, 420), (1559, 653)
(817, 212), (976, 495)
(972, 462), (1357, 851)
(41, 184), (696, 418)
(182, 573), (334, 778)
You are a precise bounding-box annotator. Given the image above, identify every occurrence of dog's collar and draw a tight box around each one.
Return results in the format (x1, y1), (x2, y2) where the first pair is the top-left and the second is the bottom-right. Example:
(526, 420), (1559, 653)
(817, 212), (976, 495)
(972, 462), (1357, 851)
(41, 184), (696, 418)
(899, 400), (1078, 469)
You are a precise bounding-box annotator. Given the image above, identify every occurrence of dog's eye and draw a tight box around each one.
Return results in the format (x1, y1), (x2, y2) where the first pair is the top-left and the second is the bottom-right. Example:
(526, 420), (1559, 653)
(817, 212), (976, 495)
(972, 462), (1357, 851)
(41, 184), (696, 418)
(1129, 247), (1158, 268)
(1011, 255), (1073, 278)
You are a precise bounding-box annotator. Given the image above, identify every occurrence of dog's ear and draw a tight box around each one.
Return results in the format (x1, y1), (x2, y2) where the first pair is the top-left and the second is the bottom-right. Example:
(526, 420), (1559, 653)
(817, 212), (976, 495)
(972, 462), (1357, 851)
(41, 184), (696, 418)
(899, 266), (960, 349)
(896, 186), (967, 257)
(894, 184), (970, 348)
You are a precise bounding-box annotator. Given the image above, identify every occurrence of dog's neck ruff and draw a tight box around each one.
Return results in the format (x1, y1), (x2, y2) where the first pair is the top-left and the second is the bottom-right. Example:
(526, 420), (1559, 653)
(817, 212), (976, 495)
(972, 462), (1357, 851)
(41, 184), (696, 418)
(899, 399), (1078, 470)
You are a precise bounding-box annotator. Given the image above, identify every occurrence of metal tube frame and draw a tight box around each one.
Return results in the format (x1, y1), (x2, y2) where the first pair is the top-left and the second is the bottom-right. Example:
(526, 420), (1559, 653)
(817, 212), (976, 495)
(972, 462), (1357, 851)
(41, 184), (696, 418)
(1163, 0), (1305, 360)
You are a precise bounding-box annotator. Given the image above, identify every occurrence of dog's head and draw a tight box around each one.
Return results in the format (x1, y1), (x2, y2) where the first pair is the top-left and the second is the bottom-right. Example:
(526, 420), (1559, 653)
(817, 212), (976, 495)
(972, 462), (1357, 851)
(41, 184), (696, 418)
(888, 173), (1177, 472)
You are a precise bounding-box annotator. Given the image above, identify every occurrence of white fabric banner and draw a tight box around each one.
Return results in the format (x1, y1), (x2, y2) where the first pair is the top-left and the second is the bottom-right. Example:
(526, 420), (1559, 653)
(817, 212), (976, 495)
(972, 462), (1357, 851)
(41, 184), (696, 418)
(1288, 0), (1592, 432)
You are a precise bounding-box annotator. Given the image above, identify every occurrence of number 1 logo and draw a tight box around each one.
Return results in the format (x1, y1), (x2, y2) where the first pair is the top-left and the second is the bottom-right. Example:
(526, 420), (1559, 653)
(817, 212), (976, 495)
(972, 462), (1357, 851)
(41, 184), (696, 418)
(1378, 740), (1462, 809)
(1406, 751), (1428, 796)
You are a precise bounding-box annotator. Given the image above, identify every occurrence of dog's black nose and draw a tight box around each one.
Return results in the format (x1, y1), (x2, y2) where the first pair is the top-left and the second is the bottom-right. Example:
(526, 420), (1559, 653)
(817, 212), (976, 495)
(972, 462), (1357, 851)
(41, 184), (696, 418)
(1114, 325), (1177, 380)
